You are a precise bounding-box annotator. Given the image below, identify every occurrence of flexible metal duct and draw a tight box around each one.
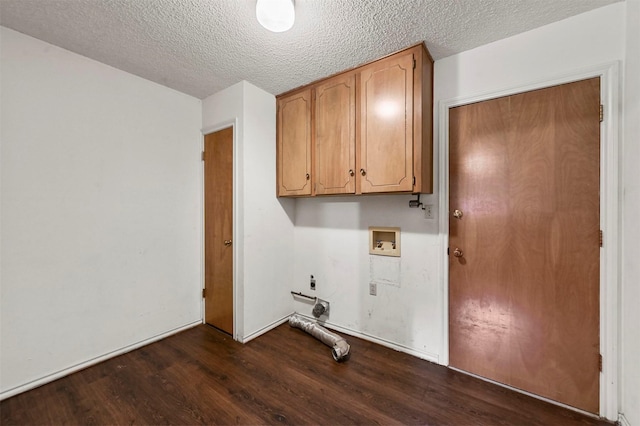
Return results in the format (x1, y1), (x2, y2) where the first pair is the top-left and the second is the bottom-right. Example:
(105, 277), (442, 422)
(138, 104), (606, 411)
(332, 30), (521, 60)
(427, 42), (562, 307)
(289, 314), (350, 362)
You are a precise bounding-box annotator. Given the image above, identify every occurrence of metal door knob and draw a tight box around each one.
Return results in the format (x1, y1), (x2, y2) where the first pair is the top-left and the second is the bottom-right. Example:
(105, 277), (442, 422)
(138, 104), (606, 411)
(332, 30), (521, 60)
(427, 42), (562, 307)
(453, 248), (463, 257)
(224, 240), (232, 246)
(453, 209), (463, 219)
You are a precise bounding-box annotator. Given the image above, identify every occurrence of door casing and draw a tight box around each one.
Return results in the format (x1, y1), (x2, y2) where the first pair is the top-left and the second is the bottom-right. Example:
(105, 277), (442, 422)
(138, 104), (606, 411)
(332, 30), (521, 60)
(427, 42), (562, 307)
(437, 62), (621, 420)
(202, 120), (239, 341)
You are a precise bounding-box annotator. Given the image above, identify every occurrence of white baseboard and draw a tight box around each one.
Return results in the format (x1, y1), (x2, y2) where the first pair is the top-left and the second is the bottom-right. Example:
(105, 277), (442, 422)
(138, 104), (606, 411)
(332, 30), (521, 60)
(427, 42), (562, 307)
(619, 413), (630, 426)
(241, 313), (293, 343)
(294, 313), (440, 364)
(0, 320), (201, 401)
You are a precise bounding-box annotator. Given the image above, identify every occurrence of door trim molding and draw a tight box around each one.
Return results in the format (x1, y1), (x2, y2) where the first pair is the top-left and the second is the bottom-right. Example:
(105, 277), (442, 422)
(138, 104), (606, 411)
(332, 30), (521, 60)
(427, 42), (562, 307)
(438, 61), (621, 420)
(202, 119), (241, 341)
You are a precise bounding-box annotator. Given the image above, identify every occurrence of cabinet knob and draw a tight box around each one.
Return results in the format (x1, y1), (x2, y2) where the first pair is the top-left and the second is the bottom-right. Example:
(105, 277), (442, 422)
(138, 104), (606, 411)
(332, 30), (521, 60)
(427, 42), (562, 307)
(360, 168), (366, 176)
(453, 209), (463, 219)
(349, 169), (355, 177)
(224, 240), (232, 247)
(453, 248), (463, 258)
(305, 173), (310, 180)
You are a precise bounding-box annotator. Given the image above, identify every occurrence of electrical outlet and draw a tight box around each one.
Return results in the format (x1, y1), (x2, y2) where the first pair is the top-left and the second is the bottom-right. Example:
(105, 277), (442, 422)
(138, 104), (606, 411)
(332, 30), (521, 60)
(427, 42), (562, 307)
(423, 204), (434, 220)
(369, 282), (377, 296)
(310, 275), (316, 290)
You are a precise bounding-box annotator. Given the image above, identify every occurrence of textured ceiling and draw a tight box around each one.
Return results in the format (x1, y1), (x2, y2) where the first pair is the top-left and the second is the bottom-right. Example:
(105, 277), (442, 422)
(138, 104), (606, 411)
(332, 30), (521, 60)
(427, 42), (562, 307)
(0, 0), (621, 99)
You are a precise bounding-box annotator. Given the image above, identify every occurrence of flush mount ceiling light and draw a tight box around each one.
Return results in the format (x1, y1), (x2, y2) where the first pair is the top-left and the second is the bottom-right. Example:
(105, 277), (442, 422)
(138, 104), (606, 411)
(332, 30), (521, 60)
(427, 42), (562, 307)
(256, 0), (295, 33)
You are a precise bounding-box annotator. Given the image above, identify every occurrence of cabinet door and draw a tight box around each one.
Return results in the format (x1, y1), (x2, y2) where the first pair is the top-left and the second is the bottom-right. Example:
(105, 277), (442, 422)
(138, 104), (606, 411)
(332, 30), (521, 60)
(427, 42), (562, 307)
(277, 89), (312, 196)
(358, 52), (414, 193)
(314, 73), (356, 195)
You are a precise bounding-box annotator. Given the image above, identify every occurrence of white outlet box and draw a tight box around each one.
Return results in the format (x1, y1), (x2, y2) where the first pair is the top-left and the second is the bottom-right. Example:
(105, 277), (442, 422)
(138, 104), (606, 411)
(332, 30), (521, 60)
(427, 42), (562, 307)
(423, 204), (434, 219)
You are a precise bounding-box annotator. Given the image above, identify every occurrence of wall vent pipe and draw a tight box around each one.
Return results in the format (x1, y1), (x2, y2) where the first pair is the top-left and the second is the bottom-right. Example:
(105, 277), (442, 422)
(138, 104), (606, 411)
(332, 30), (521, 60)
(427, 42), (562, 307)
(312, 298), (329, 318)
(288, 314), (350, 362)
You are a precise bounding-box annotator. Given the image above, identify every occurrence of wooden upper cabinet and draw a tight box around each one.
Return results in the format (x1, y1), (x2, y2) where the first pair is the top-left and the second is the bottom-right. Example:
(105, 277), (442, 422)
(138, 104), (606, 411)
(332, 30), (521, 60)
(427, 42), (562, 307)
(358, 51), (414, 193)
(358, 45), (433, 194)
(277, 89), (312, 197)
(314, 73), (356, 195)
(276, 43), (433, 197)
(412, 44), (433, 194)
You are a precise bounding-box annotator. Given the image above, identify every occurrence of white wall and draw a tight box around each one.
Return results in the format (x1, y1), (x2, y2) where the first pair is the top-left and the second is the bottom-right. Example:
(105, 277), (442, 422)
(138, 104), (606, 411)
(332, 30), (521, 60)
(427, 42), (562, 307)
(622, 1), (640, 424)
(202, 81), (295, 342)
(433, 4), (625, 103)
(293, 195), (441, 360)
(292, 0), (628, 405)
(0, 28), (203, 398)
(241, 82), (296, 338)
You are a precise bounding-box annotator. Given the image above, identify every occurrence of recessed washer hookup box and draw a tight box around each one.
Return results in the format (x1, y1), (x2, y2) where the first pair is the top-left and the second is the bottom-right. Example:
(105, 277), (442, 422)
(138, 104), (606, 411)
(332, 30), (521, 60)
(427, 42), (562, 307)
(369, 226), (400, 257)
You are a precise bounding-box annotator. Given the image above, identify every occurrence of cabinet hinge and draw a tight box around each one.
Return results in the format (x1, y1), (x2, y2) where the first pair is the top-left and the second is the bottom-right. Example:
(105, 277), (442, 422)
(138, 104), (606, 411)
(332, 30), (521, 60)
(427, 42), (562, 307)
(413, 56), (416, 69)
(600, 104), (604, 123)
(202, 288), (206, 298)
(599, 354), (603, 372)
(447, 247), (450, 255)
(599, 230), (604, 247)
(201, 151), (205, 161)
(413, 176), (416, 186)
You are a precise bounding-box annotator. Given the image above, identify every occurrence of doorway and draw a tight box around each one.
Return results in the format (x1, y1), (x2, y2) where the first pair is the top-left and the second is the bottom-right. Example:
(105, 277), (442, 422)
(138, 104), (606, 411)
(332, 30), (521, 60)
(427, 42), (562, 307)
(203, 126), (234, 335)
(448, 78), (601, 413)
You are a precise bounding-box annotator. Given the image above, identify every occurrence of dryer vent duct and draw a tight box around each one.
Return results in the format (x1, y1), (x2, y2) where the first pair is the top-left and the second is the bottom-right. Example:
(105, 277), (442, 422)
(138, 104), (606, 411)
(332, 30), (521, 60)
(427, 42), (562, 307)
(312, 299), (329, 318)
(288, 314), (350, 362)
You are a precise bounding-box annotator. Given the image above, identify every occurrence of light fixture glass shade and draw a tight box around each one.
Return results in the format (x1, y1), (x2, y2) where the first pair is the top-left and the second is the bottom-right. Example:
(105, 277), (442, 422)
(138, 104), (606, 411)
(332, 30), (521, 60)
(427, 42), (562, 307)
(256, 0), (295, 33)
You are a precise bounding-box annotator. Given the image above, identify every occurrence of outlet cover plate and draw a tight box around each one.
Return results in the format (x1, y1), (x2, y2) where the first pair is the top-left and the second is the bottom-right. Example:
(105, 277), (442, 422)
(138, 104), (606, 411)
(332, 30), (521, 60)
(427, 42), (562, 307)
(423, 204), (434, 219)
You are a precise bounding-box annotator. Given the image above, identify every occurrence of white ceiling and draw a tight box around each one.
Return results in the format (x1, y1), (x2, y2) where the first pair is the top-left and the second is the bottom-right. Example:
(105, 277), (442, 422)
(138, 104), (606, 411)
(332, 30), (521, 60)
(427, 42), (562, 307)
(0, 0), (621, 99)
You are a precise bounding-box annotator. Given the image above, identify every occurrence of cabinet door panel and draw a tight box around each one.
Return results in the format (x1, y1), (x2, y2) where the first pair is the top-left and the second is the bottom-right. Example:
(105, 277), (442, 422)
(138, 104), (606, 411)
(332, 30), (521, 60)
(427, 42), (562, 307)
(359, 52), (414, 193)
(277, 90), (312, 196)
(315, 74), (356, 195)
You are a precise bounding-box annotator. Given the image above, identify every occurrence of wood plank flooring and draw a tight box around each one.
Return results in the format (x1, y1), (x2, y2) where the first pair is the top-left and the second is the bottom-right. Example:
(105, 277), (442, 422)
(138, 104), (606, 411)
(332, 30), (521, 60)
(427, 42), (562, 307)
(1, 324), (612, 425)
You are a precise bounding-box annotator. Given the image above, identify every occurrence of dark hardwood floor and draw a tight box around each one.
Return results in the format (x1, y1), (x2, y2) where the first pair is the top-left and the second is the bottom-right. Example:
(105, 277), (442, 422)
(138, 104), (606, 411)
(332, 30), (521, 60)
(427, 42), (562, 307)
(1, 323), (612, 425)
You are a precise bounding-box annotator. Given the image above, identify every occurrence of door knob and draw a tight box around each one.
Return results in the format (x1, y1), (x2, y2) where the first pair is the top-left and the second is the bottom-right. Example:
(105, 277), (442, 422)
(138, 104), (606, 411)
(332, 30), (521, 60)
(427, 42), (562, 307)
(453, 209), (463, 219)
(360, 168), (366, 176)
(349, 169), (355, 177)
(453, 248), (463, 258)
(224, 240), (232, 246)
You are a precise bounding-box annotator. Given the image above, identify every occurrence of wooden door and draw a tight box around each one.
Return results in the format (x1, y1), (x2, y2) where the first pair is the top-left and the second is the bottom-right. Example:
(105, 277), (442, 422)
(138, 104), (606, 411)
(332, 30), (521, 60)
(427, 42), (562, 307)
(277, 89), (312, 196)
(449, 78), (601, 413)
(204, 127), (234, 335)
(314, 73), (356, 195)
(358, 51), (414, 193)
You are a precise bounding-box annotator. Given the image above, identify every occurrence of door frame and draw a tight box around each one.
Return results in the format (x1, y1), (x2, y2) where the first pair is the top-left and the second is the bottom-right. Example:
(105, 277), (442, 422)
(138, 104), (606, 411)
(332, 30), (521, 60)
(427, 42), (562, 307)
(201, 119), (240, 341)
(437, 62), (620, 420)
